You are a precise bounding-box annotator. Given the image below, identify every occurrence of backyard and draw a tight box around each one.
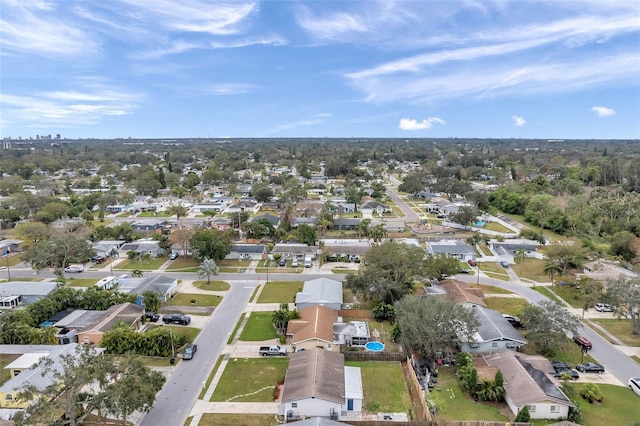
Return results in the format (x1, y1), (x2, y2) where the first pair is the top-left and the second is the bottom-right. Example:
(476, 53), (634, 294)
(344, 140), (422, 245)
(210, 357), (289, 402)
(344, 361), (413, 414)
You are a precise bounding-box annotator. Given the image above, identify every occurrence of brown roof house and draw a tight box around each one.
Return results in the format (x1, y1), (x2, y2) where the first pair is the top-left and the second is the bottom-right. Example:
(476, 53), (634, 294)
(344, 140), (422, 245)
(440, 279), (486, 307)
(287, 306), (338, 352)
(278, 348), (363, 421)
(481, 351), (574, 420)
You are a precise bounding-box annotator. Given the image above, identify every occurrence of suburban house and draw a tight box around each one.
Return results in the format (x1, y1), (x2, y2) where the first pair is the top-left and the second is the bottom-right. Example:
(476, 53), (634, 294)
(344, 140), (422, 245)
(250, 213), (281, 228)
(210, 217), (233, 231)
(490, 240), (540, 258)
(287, 306), (338, 352)
(117, 275), (178, 305)
(119, 239), (164, 258)
(295, 278), (343, 311)
(330, 218), (360, 231)
(0, 239), (23, 255)
(279, 348), (363, 421)
(292, 217), (318, 228)
(226, 244), (267, 260)
(321, 239), (371, 262)
(480, 351), (574, 420)
(0, 282), (58, 308)
(295, 200), (325, 218)
(271, 243), (318, 261)
(190, 200), (229, 214)
(359, 199), (389, 215)
(441, 279), (486, 308)
(53, 302), (144, 345)
(91, 240), (126, 258)
(130, 219), (168, 232)
(459, 306), (527, 354)
(426, 239), (476, 262)
(0, 344), (106, 410)
(224, 198), (260, 214)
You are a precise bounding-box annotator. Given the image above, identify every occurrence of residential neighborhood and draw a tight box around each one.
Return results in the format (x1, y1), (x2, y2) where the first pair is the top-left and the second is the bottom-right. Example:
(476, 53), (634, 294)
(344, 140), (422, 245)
(0, 138), (637, 426)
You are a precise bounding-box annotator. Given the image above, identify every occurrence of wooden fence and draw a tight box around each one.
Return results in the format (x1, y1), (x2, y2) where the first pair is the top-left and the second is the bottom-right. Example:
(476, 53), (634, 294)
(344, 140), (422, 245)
(342, 350), (406, 362)
(338, 309), (373, 318)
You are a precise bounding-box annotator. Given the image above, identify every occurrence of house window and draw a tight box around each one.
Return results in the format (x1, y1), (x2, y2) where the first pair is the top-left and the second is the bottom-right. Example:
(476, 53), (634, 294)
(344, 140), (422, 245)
(6, 394), (12, 401)
(470, 343), (479, 348)
(83, 336), (89, 343)
(327, 343), (332, 350)
(291, 403), (297, 408)
(550, 405), (558, 413)
(527, 405), (536, 412)
(492, 342), (498, 347)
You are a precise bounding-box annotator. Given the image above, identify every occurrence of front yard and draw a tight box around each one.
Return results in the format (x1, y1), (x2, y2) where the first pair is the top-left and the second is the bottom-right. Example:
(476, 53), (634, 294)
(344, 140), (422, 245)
(239, 311), (279, 341)
(590, 318), (640, 347)
(210, 357), (289, 402)
(257, 281), (303, 303)
(165, 293), (222, 307)
(116, 258), (167, 271)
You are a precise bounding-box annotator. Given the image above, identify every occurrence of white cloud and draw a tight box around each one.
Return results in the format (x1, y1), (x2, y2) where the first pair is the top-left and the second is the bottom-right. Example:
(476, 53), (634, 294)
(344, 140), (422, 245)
(266, 113), (333, 134)
(398, 117), (445, 130)
(591, 106), (616, 117)
(512, 115), (527, 127)
(204, 84), (256, 96)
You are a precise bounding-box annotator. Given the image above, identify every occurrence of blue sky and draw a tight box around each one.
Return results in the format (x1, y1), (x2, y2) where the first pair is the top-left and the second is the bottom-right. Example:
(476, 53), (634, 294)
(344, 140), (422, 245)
(1, 1), (639, 139)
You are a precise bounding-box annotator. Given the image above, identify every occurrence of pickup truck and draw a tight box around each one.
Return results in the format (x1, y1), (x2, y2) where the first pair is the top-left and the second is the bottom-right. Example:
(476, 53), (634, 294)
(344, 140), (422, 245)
(162, 314), (191, 325)
(259, 345), (288, 357)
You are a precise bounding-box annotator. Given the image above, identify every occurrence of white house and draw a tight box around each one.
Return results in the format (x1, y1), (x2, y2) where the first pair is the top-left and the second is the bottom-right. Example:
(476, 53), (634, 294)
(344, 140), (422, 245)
(426, 239), (476, 262)
(482, 351), (574, 420)
(459, 306), (527, 354)
(295, 278), (343, 311)
(279, 348), (362, 421)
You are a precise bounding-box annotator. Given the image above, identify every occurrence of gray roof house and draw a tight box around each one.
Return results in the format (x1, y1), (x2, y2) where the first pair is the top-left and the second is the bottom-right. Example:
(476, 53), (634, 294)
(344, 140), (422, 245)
(92, 240), (126, 258)
(481, 351), (574, 420)
(426, 239), (476, 261)
(0, 282), (58, 308)
(296, 278), (343, 311)
(459, 306), (527, 354)
(226, 244), (266, 260)
(117, 275), (178, 305)
(271, 243), (318, 260)
(279, 348), (362, 421)
(119, 239), (164, 258)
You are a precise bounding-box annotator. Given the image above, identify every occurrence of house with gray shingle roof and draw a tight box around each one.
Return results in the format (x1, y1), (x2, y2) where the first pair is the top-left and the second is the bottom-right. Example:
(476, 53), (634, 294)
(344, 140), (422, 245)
(296, 278), (343, 310)
(459, 305), (527, 354)
(426, 239), (476, 262)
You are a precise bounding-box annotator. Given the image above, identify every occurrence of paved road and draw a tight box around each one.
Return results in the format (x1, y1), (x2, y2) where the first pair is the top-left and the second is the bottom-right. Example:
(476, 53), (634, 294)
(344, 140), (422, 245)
(456, 274), (640, 387)
(385, 185), (420, 222)
(139, 279), (257, 426)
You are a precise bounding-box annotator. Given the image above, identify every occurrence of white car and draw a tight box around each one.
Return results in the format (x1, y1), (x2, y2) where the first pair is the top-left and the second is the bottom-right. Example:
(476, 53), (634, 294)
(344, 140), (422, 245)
(291, 259), (299, 267)
(595, 303), (613, 312)
(629, 377), (640, 397)
(64, 265), (84, 273)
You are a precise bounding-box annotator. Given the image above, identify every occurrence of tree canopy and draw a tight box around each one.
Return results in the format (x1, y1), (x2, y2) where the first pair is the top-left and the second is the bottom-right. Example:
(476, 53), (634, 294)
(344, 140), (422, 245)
(520, 300), (581, 356)
(189, 228), (233, 261)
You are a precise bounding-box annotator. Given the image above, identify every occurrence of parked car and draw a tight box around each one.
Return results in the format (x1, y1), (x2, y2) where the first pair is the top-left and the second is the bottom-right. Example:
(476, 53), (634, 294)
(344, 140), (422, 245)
(595, 303), (613, 312)
(553, 369), (579, 380)
(64, 265), (84, 273)
(291, 258), (299, 267)
(91, 256), (106, 264)
(162, 314), (191, 325)
(629, 377), (640, 397)
(500, 260), (509, 268)
(182, 343), (197, 360)
(278, 258), (286, 267)
(467, 259), (477, 267)
(458, 268), (470, 274)
(503, 314), (525, 329)
(169, 251), (179, 260)
(576, 363), (605, 373)
(144, 312), (160, 322)
(573, 335), (593, 350)
(551, 360), (573, 372)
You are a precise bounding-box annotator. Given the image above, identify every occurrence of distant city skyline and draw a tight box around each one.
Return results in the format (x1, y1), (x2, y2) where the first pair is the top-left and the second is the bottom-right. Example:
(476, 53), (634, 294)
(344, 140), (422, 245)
(1, 1), (639, 140)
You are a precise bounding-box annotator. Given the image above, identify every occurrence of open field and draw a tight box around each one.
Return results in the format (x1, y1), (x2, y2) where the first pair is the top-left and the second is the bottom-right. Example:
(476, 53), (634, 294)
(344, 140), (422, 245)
(210, 357), (288, 402)
(344, 361), (412, 413)
(239, 311), (279, 341)
(257, 281), (303, 303)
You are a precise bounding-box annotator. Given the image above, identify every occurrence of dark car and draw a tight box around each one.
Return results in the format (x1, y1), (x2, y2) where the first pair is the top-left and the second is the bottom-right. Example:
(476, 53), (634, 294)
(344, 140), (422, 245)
(502, 314), (525, 329)
(458, 268), (470, 274)
(182, 343), (197, 360)
(144, 312), (159, 322)
(551, 360), (573, 372)
(278, 258), (286, 267)
(573, 335), (593, 350)
(162, 314), (191, 325)
(576, 363), (605, 373)
(553, 369), (579, 380)
(91, 256), (106, 264)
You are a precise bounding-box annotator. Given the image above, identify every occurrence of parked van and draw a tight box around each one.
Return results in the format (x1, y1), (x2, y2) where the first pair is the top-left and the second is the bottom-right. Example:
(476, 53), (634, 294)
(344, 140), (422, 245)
(304, 256), (312, 268)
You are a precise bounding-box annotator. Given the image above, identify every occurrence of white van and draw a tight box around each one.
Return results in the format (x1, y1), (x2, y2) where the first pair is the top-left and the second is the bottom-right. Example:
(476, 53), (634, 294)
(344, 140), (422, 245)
(304, 256), (312, 268)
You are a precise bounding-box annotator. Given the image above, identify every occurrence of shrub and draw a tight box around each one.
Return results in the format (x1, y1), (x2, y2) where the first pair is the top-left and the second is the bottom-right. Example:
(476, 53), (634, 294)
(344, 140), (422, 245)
(580, 383), (603, 403)
(514, 405), (530, 422)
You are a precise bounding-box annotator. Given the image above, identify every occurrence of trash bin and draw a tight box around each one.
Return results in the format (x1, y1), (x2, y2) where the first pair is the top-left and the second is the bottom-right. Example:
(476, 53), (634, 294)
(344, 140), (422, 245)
(170, 357), (175, 365)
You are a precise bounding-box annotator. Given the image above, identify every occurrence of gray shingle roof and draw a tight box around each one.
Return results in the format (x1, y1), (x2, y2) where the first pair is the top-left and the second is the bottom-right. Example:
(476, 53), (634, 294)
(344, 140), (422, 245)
(281, 348), (344, 404)
(296, 278), (343, 305)
(473, 306), (527, 344)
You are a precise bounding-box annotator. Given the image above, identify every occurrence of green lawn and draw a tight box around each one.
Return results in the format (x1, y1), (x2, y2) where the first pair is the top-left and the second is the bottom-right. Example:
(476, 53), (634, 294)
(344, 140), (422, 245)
(571, 383), (640, 426)
(192, 280), (230, 291)
(2, 254), (24, 267)
(161, 325), (200, 343)
(257, 281), (303, 303)
(217, 259), (251, 273)
(468, 284), (513, 295)
(429, 366), (509, 422)
(482, 221), (513, 233)
(116, 258), (167, 271)
(591, 318), (640, 347)
(165, 256), (199, 272)
(165, 293), (222, 307)
(137, 211), (172, 217)
(519, 336), (597, 366)
(478, 244), (493, 256)
(345, 361), (412, 413)
(532, 286), (565, 305)
(197, 414), (280, 426)
(239, 311), (279, 341)
(210, 357), (289, 402)
(515, 257), (549, 282)
(331, 267), (357, 274)
(199, 356), (224, 399)
(483, 297), (530, 316)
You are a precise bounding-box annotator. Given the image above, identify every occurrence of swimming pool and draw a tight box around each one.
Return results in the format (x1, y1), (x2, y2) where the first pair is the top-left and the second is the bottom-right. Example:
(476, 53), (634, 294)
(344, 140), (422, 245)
(365, 341), (385, 352)
(474, 221), (486, 227)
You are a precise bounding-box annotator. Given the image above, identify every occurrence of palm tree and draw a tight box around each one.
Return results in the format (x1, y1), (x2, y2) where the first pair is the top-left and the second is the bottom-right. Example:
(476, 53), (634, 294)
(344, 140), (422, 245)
(198, 257), (219, 285)
(271, 302), (291, 335)
(514, 249), (527, 275)
(544, 259), (563, 287)
(131, 269), (144, 278)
